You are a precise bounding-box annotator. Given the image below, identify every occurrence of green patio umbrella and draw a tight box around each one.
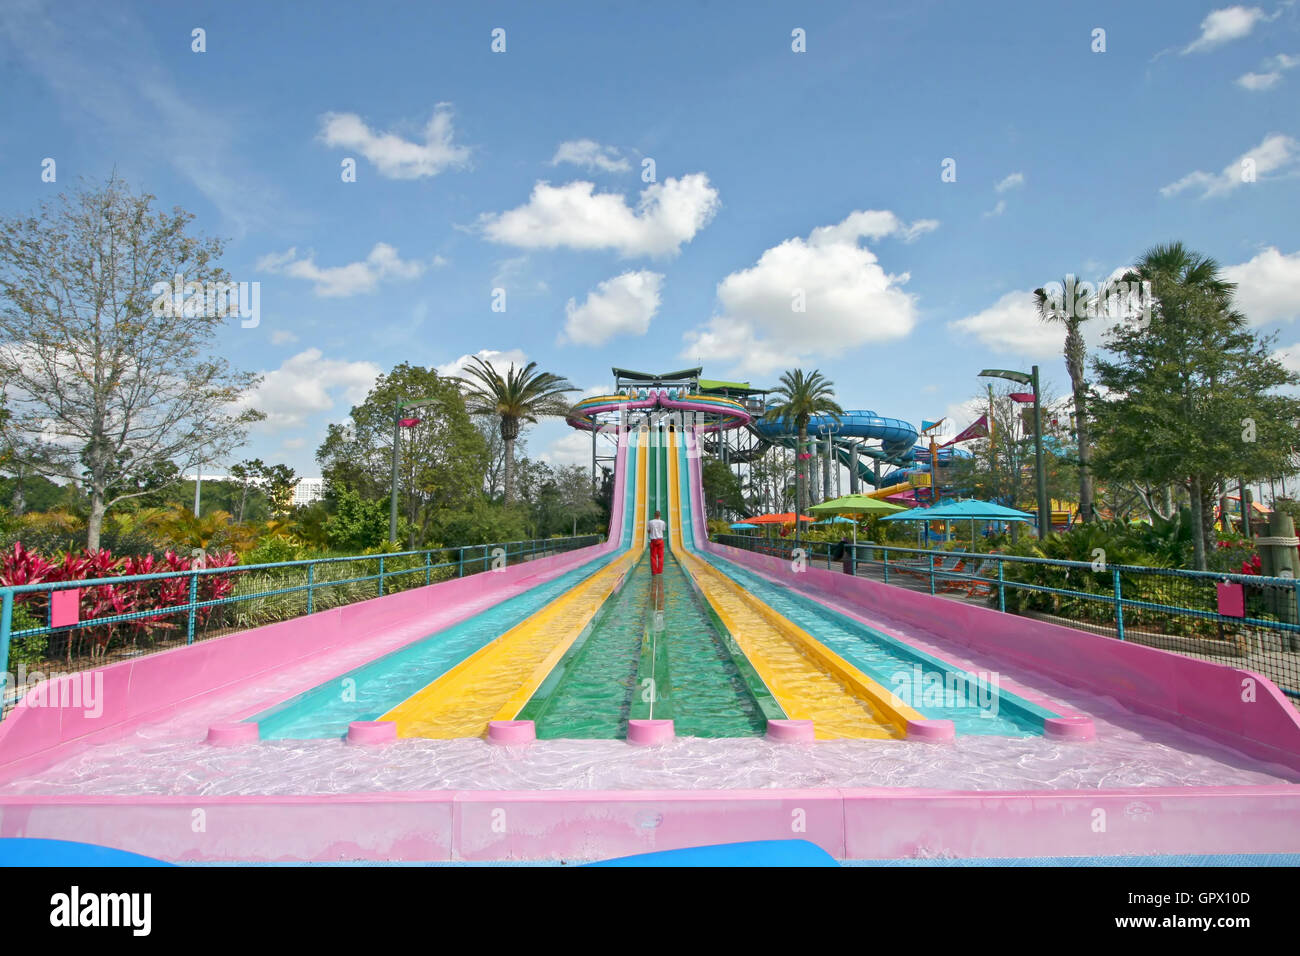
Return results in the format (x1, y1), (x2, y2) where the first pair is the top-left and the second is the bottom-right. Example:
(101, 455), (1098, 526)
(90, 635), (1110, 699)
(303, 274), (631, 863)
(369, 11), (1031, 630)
(807, 494), (905, 548)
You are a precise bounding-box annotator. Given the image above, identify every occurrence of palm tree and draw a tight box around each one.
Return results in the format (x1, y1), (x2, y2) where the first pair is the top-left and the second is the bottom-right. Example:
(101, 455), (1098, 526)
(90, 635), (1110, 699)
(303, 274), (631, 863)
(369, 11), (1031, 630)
(763, 369), (843, 538)
(1119, 242), (1238, 569)
(1034, 275), (1101, 524)
(456, 358), (576, 505)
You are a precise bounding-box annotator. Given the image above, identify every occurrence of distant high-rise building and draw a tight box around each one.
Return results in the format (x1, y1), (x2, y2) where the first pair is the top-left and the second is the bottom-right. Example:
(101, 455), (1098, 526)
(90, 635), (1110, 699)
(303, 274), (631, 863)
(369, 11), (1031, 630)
(292, 478), (325, 506)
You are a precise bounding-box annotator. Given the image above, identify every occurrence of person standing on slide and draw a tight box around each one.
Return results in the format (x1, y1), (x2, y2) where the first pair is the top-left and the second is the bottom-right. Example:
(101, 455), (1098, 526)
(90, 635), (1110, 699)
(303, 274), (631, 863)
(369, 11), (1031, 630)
(647, 510), (666, 575)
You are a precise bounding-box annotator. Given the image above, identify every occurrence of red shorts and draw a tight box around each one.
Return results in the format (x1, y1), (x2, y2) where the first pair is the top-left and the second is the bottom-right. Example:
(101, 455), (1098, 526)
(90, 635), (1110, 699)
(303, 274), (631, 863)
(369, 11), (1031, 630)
(650, 538), (664, 574)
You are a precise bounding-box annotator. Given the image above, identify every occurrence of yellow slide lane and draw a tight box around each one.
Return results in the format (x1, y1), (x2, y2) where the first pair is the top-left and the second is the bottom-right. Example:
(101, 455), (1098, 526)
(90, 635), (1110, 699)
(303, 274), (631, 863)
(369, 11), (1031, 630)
(381, 431), (648, 739)
(666, 430), (921, 740)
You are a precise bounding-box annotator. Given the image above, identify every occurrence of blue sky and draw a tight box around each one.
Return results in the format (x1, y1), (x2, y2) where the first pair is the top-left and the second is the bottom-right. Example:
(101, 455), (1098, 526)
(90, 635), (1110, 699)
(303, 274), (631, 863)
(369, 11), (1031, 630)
(2, 0), (1298, 476)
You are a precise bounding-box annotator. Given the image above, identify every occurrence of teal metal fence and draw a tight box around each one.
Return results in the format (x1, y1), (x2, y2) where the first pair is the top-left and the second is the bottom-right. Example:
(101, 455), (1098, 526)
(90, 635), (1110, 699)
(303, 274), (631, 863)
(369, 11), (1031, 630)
(0, 534), (601, 714)
(714, 533), (1300, 700)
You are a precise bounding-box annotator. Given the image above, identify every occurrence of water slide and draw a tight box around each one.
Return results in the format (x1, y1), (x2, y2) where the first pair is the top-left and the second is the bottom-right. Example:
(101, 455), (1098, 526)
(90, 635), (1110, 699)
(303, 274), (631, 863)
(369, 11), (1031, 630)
(9, 408), (1300, 864)
(249, 418), (1067, 742)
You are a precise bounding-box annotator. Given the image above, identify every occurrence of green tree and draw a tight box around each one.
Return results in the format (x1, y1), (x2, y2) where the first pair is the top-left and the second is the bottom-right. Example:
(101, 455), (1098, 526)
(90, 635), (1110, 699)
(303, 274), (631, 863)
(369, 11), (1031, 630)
(0, 176), (263, 549)
(316, 363), (487, 547)
(323, 485), (391, 552)
(762, 369), (843, 532)
(1093, 243), (1300, 569)
(456, 358), (576, 505)
(702, 458), (745, 519)
(1034, 275), (1102, 523)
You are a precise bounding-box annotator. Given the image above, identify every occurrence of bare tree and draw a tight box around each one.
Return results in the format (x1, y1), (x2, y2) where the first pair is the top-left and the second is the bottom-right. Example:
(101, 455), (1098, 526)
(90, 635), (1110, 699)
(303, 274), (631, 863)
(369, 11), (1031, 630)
(0, 177), (263, 549)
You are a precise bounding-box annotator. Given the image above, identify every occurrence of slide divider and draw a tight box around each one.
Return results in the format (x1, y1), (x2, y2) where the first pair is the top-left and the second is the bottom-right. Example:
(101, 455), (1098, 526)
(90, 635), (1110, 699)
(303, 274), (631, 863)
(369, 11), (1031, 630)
(629, 618), (673, 724)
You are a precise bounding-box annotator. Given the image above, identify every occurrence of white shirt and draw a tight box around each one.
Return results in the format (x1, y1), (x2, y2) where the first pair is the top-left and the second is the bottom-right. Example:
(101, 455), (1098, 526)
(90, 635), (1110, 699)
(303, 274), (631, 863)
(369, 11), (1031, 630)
(647, 518), (667, 541)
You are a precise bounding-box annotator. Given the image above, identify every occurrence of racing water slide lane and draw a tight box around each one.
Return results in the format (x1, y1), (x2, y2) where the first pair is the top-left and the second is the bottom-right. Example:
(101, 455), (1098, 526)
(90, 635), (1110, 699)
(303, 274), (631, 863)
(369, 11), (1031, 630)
(378, 431), (650, 739)
(681, 430), (1059, 735)
(650, 432), (773, 736)
(251, 438), (638, 740)
(667, 430), (922, 739)
(524, 426), (768, 738)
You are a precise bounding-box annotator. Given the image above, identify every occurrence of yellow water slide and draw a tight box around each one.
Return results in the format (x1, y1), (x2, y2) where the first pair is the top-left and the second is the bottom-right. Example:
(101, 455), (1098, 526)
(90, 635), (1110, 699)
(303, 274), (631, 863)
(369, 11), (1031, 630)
(666, 429), (921, 740)
(380, 430), (649, 739)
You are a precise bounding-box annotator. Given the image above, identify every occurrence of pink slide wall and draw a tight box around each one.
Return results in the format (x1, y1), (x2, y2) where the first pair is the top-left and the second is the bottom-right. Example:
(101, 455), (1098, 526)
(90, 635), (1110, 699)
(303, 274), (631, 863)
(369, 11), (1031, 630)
(1, 783), (1298, 862)
(685, 427), (1300, 772)
(704, 535), (1300, 774)
(0, 438), (630, 782)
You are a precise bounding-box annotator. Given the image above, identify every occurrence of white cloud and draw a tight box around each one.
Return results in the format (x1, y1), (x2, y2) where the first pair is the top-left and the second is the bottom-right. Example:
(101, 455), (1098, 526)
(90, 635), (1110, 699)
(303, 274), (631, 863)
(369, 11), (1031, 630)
(538, 430), (594, 467)
(435, 349), (530, 378)
(1237, 70), (1282, 89)
(1160, 133), (1299, 198)
(561, 271), (663, 346)
(948, 290), (1062, 359)
(549, 139), (631, 173)
(679, 209), (933, 375)
(995, 172), (1025, 192)
(983, 200), (1007, 218)
(1223, 246), (1300, 324)
(241, 348), (380, 431)
(1237, 52), (1300, 89)
(1182, 6), (1271, 54)
(257, 243), (427, 297)
(269, 330), (299, 345)
(480, 174), (720, 257)
(318, 105), (471, 179)
(1273, 343), (1300, 379)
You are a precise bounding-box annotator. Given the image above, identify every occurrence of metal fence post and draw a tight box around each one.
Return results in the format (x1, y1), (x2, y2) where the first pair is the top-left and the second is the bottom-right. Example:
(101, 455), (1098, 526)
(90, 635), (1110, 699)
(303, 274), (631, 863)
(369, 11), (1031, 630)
(378, 555), (385, 597)
(1113, 567), (1125, 641)
(0, 590), (12, 713)
(997, 560), (1005, 613)
(186, 572), (198, 645)
(883, 547), (890, 584)
(307, 563), (315, 615)
(929, 558), (936, 595)
(458, 547), (464, 577)
(424, 551), (431, 586)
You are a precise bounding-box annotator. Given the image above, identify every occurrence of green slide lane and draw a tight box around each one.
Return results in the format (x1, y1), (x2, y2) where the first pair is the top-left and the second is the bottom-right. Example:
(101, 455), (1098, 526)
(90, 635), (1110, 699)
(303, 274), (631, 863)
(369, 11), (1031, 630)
(519, 429), (765, 740)
(521, 557), (652, 739)
(635, 550), (767, 737)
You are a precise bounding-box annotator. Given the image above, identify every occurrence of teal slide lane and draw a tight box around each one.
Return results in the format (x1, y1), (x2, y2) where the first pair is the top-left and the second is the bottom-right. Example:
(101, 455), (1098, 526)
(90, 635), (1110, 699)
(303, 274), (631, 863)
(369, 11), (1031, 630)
(676, 440), (1053, 736)
(252, 443), (639, 741)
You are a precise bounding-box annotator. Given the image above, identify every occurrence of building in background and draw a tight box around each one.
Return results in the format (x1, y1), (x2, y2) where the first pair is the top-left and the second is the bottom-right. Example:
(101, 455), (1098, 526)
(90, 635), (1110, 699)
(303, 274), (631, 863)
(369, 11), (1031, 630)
(291, 478), (325, 506)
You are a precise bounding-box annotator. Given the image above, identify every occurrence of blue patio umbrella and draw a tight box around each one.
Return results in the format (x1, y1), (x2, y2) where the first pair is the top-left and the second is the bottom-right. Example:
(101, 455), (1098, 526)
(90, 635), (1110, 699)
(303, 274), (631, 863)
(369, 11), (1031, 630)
(881, 498), (1034, 542)
(729, 522), (759, 531)
(812, 516), (856, 525)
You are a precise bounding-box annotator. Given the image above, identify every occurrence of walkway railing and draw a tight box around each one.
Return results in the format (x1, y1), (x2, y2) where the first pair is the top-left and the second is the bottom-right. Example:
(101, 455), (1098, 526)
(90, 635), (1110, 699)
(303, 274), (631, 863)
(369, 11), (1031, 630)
(714, 534), (1300, 700)
(0, 534), (602, 714)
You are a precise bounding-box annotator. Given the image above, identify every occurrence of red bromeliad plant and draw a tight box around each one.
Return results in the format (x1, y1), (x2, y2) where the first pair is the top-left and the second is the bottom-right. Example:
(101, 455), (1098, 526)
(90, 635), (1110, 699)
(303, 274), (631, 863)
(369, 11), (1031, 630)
(0, 541), (240, 662)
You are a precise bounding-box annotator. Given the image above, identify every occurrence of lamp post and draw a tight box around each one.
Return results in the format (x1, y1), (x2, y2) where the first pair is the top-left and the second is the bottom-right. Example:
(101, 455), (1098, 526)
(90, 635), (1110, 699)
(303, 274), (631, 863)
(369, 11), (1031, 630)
(980, 366), (1049, 540)
(389, 396), (442, 543)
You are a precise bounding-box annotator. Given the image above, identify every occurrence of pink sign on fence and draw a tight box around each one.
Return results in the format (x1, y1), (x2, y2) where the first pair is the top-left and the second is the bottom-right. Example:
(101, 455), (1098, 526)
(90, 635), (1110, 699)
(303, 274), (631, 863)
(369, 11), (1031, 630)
(50, 589), (80, 627)
(1216, 581), (1245, 618)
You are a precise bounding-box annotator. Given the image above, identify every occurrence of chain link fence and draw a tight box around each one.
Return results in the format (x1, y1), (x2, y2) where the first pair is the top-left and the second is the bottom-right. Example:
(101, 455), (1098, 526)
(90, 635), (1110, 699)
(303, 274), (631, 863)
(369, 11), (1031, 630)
(715, 533), (1300, 702)
(1, 535), (602, 714)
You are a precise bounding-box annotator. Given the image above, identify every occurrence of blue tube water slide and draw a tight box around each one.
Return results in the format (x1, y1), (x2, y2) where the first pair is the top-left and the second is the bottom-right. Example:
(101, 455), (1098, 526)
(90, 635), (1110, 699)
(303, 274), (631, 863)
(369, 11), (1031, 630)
(750, 410), (919, 487)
